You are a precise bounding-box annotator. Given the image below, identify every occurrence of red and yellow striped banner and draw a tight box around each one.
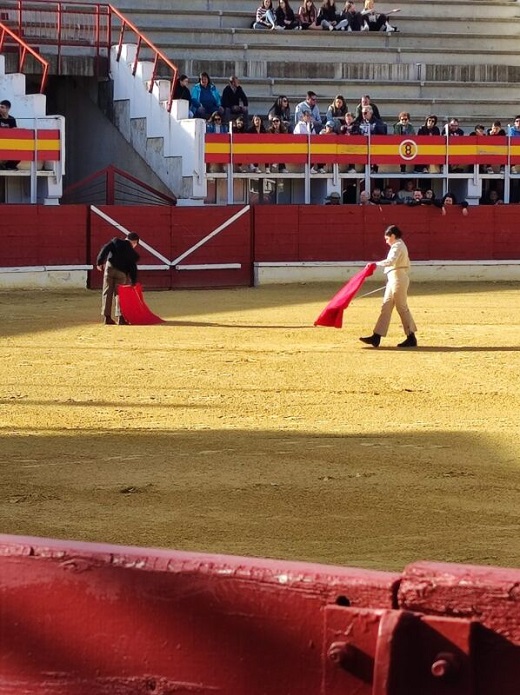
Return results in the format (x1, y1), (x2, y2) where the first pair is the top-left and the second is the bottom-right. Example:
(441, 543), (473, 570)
(0, 128), (61, 161)
(205, 134), (520, 166)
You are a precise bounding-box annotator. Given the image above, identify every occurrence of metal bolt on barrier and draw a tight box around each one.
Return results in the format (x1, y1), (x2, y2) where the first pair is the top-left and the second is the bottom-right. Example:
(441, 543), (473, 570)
(431, 652), (459, 680)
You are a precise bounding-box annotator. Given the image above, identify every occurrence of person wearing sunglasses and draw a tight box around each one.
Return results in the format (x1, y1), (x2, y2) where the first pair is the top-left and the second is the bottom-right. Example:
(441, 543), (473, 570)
(267, 118), (289, 173)
(206, 111), (228, 133)
(268, 95), (292, 131)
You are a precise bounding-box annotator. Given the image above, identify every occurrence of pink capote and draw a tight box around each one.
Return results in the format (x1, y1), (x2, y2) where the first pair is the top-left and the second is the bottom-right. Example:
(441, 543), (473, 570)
(314, 263), (377, 328)
(118, 283), (164, 325)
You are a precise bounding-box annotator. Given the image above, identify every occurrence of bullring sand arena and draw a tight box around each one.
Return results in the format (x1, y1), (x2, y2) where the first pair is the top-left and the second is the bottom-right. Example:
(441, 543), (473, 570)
(1, 281), (520, 572)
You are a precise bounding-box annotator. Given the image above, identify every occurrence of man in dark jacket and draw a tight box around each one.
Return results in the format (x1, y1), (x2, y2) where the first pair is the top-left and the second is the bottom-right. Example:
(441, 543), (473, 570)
(221, 76), (249, 125)
(96, 232), (140, 324)
(0, 99), (19, 170)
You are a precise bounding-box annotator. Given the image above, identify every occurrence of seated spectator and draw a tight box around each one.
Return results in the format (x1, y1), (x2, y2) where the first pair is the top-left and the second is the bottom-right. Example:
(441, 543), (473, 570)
(405, 189), (428, 206)
(276, 0), (300, 28)
(470, 124), (486, 136)
(232, 116), (247, 173)
(326, 95), (348, 131)
(370, 187), (389, 205)
(173, 74), (193, 116)
(356, 105), (386, 135)
(325, 191), (341, 204)
(340, 112), (361, 136)
(295, 91), (322, 133)
(247, 115), (267, 174)
(316, 120), (336, 173)
(488, 120), (506, 136)
(294, 109), (322, 173)
(359, 190), (375, 205)
(397, 179), (415, 202)
(337, 1), (364, 30)
(418, 115), (440, 136)
(443, 118), (465, 172)
(206, 111), (228, 133)
(355, 95), (381, 121)
(382, 185), (400, 204)
(507, 116), (520, 137)
(393, 111), (415, 136)
(317, 0), (339, 30)
(443, 118), (464, 137)
(360, 0), (399, 32)
(298, 0), (321, 29)
(481, 189), (503, 205)
(0, 99), (19, 170)
(221, 76), (249, 125)
(191, 72), (224, 120)
(434, 191), (469, 215)
(422, 188), (436, 205)
(253, 0), (280, 29)
(268, 95), (292, 131)
(267, 117), (289, 173)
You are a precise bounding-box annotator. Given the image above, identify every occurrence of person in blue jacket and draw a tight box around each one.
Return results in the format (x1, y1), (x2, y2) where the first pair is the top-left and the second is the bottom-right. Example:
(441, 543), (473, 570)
(191, 72), (224, 120)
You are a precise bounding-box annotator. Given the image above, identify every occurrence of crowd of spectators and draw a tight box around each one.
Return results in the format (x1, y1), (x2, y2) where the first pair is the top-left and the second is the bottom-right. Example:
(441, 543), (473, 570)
(252, 0), (399, 32)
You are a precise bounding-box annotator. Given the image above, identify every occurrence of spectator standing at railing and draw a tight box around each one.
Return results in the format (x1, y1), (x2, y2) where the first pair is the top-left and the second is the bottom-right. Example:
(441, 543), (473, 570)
(295, 91), (322, 133)
(268, 95), (292, 131)
(326, 95), (348, 132)
(253, 0), (280, 29)
(275, 0), (301, 28)
(191, 72), (224, 120)
(221, 76), (249, 125)
(317, 0), (339, 30)
(298, 0), (321, 29)
(435, 192), (469, 216)
(0, 99), (19, 170)
(355, 95), (381, 121)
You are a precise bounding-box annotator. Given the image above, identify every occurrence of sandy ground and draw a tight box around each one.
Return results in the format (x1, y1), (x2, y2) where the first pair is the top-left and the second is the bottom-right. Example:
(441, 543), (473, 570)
(1, 281), (519, 572)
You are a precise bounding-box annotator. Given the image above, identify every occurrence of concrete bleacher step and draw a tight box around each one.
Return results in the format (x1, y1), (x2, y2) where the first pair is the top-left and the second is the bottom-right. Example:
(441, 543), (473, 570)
(116, 0), (519, 21)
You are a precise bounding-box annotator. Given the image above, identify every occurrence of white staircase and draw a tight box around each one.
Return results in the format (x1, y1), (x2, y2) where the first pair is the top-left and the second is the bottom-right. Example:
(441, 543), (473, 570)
(110, 44), (206, 203)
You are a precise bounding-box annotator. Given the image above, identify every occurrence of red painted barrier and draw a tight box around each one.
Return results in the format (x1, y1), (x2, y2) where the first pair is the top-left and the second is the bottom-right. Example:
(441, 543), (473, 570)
(2, 205), (520, 289)
(0, 535), (519, 694)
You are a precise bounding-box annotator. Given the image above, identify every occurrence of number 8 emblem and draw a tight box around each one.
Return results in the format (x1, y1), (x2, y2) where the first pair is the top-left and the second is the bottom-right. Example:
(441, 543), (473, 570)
(399, 139), (418, 161)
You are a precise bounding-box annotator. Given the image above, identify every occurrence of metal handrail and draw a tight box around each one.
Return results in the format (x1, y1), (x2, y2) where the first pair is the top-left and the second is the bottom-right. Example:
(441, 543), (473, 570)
(3, 0), (179, 109)
(109, 4), (178, 112)
(0, 20), (49, 93)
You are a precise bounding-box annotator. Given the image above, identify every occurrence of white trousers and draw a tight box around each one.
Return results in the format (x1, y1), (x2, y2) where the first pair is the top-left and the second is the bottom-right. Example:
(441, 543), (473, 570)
(374, 270), (417, 337)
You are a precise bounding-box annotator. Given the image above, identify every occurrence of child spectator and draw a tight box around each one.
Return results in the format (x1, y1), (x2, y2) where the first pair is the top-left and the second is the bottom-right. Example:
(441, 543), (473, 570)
(295, 91), (322, 133)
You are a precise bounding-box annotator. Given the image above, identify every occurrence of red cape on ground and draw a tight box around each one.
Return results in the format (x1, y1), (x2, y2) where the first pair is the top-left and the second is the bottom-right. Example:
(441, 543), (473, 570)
(118, 283), (164, 325)
(314, 263), (377, 328)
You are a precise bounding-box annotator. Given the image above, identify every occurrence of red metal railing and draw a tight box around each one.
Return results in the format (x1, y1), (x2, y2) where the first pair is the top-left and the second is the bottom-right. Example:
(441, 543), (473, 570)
(1, 0), (178, 107)
(0, 20), (49, 93)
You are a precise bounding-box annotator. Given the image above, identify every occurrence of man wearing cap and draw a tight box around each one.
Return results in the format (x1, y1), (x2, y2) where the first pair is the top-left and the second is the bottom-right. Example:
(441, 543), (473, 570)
(325, 191), (341, 205)
(221, 76), (249, 125)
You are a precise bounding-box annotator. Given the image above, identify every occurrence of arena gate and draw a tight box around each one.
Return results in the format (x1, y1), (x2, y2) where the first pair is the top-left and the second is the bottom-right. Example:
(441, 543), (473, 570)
(0, 534), (519, 695)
